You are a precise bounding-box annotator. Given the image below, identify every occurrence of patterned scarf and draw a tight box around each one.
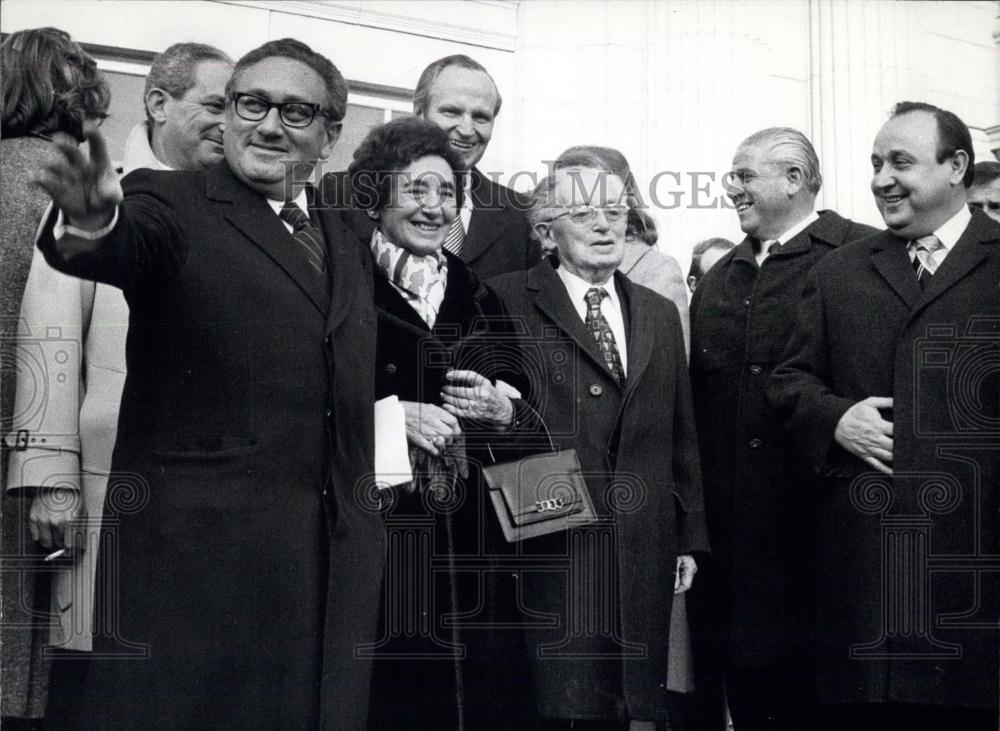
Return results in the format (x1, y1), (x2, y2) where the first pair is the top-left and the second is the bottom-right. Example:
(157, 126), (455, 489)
(371, 229), (448, 328)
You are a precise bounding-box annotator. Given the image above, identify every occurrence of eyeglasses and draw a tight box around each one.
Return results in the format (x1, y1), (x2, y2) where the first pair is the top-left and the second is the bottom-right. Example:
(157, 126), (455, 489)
(546, 204), (629, 227)
(231, 92), (330, 128)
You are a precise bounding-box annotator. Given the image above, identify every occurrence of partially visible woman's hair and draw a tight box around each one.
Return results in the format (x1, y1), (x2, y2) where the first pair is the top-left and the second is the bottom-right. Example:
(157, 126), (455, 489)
(349, 116), (464, 212)
(554, 144), (657, 246)
(1, 27), (110, 140)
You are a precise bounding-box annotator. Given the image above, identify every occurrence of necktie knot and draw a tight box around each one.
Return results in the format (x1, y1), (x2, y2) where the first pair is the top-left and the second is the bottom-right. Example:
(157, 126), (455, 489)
(279, 201), (310, 230)
(585, 287), (608, 312)
(279, 201), (326, 275)
(910, 234), (943, 288)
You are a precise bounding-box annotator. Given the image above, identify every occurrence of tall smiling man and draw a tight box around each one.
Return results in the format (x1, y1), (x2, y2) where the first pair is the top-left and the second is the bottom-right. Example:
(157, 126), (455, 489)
(33, 39), (383, 728)
(770, 103), (1000, 730)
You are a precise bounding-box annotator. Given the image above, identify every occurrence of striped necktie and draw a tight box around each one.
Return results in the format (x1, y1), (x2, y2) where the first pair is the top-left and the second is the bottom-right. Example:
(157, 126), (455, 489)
(279, 201), (327, 275)
(910, 234), (943, 289)
(585, 287), (625, 386)
(443, 213), (465, 255)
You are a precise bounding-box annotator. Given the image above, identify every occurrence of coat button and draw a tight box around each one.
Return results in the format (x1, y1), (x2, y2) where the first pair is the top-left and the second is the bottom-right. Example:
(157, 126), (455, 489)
(589, 384), (603, 396)
(326, 408), (333, 419)
(749, 364), (763, 375)
(749, 438), (762, 449)
(385, 363), (397, 374)
(325, 333), (333, 348)
(742, 296), (752, 307)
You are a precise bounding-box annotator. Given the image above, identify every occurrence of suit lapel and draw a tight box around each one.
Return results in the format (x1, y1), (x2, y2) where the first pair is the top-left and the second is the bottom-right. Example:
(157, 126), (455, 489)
(208, 164), (328, 317)
(909, 212), (997, 319)
(314, 199), (360, 330)
(870, 232), (920, 310)
(617, 272), (651, 392)
(528, 262), (624, 384)
(462, 170), (513, 266)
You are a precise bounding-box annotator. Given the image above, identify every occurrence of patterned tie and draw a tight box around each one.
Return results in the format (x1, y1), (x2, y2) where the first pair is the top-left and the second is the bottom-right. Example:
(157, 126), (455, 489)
(910, 234), (943, 289)
(584, 287), (625, 386)
(443, 214), (465, 255)
(279, 201), (327, 275)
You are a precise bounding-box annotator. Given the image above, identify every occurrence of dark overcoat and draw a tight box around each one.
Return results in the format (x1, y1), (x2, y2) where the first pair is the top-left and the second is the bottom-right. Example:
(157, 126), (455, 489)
(768, 209), (1000, 710)
(36, 163), (386, 729)
(490, 260), (709, 722)
(328, 168), (540, 280)
(688, 211), (877, 671)
(368, 252), (534, 730)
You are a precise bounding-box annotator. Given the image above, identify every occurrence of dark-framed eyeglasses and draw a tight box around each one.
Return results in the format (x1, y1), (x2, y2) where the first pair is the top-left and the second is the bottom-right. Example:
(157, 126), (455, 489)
(546, 204), (629, 227)
(230, 92), (330, 128)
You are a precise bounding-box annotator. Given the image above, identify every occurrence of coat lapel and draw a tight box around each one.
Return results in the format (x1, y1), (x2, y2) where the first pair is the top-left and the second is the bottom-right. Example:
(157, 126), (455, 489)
(616, 272), (652, 393)
(870, 232), (920, 310)
(462, 170), (514, 267)
(908, 210), (997, 320)
(528, 261), (624, 385)
(207, 164), (329, 317)
(313, 199), (360, 330)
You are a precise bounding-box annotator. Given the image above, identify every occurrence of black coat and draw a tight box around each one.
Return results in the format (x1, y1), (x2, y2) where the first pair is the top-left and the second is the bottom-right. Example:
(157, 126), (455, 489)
(368, 252), (534, 730)
(37, 163), (385, 729)
(688, 211), (877, 670)
(490, 260), (708, 722)
(768, 209), (1000, 709)
(328, 168), (540, 279)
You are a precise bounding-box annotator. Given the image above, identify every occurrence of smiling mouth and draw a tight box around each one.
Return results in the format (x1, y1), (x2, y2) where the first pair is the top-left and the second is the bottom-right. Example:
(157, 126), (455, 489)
(412, 222), (441, 233)
(450, 140), (475, 151)
(736, 202), (753, 213)
(881, 194), (907, 204)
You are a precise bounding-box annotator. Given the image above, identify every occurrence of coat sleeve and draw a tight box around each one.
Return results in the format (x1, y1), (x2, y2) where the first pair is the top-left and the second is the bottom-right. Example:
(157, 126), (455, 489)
(667, 300), (709, 554)
(5, 248), (89, 497)
(36, 169), (187, 291)
(767, 266), (855, 475)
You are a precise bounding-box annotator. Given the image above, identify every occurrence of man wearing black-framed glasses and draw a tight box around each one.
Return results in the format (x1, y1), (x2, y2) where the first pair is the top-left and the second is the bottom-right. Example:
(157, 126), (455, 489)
(33, 37), (383, 729)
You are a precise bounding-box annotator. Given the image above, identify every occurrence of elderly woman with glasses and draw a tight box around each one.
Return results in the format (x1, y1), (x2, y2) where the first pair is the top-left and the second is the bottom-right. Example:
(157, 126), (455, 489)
(346, 116), (534, 730)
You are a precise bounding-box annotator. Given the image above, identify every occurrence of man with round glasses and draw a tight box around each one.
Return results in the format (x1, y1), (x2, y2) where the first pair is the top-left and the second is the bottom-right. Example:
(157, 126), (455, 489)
(33, 37), (383, 728)
(491, 164), (708, 730)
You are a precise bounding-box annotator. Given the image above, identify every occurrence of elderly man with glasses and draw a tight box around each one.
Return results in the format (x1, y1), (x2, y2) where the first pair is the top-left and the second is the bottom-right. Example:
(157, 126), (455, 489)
(32, 38), (383, 728)
(490, 164), (708, 731)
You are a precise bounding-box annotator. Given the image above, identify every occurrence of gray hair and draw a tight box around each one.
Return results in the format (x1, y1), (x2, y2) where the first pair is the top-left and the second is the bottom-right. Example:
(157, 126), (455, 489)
(739, 127), (822, 195)
(144, 42), (231, 125)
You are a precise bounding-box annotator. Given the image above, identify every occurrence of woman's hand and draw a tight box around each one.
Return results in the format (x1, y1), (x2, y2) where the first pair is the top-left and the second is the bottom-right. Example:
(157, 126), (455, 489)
(29, 487), (85, 553)
(441, 370), (514, 430)
(402, 401), (462, 457)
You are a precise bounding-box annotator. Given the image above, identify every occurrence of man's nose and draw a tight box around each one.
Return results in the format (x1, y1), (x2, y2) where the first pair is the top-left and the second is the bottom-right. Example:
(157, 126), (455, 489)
(871, 165), (893, 190)
(455, 114), (475, 137)
(257, 107), (283, 135)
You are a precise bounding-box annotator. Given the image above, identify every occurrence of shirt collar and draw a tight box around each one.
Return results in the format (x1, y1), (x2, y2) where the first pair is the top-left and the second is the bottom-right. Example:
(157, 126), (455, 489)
(773, 210), (819, 246)
(121, 121), (172, 174)
(556, 264), (619, 308)
(928, 204), (972, 252)
(266, 188), (311, 218)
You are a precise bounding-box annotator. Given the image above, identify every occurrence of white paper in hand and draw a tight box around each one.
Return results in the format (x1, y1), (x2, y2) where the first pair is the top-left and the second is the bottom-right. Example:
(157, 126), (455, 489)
(374, 396), (412, 488)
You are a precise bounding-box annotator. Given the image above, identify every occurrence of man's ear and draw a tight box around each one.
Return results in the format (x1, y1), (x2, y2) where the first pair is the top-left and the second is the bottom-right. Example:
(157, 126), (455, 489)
(950, 150), (970, 186)
(366, 208), (379, 222)
(686, 275), (698, 293)
(785, 166), (804, 196)
(145, 88), (170, 124)
(319, 121), (342, 161)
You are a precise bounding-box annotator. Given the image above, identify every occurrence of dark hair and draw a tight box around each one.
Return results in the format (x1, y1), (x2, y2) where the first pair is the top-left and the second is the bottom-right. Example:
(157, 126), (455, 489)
(226, 38), (347, 122)
(348, 116), (463, 212)
(688, 237), (736, 279)
(972, 161), (1000, 189)
(891, 101), (975, 188)
(1, 27), (110, 140)
(413, 54), (501, 118)
(144, 43), (231, 125)
(555, 145), (656, 245)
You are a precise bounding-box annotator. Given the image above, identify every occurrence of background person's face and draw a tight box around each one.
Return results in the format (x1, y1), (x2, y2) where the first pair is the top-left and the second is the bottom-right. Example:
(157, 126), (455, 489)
(377, 155), (457, 256)
(968, 178), (1000, 223)
(224, 57), (338, 200)
(158, 60), (231, 171)
(421, 66), (497, 171)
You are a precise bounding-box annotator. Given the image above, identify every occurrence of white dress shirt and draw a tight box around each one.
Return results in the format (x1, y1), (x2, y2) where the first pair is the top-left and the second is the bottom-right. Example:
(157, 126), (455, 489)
(756, 209), (819, 264)
(907, 203), (971, 270)
(556, 265), (628, 376)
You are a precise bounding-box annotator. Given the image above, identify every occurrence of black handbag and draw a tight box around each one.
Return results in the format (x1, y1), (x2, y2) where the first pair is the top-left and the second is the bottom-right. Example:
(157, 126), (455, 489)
(482, 411), (597, 542)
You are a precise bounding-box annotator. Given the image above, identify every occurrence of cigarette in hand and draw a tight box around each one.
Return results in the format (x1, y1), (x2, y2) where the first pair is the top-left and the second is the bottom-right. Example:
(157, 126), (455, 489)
(43, 548), (68, 562)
